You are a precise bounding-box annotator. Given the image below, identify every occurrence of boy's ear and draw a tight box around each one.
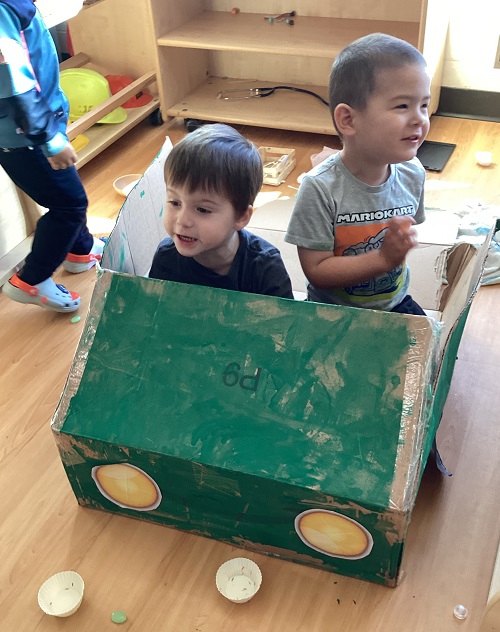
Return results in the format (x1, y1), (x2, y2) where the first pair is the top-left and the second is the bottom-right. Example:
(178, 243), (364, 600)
(334, 103), (356, 137)
(235, 205), (253, 230)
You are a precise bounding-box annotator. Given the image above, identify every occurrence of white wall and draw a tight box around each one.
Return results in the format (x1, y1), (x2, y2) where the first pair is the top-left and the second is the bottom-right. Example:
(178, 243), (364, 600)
(442, 0), (500, 91)
(36, 0), (83, 29)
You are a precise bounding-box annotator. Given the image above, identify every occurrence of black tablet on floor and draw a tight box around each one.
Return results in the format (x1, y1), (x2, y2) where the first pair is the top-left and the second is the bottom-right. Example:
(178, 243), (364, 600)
(417, 140), (456, 172)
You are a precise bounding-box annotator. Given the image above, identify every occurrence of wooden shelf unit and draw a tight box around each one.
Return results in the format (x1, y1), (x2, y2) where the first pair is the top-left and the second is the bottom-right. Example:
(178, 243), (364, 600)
(165, 77), (332, 135)
(157, 13), (420, 56)
(66, 0), (160, 166)
(148, 1), (450, 135)
(59, 55), (159, 169)
(71, 98), (160, 169)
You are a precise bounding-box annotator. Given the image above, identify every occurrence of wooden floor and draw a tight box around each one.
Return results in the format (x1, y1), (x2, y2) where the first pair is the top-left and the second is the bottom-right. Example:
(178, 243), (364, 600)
(1, 115), (499, 631)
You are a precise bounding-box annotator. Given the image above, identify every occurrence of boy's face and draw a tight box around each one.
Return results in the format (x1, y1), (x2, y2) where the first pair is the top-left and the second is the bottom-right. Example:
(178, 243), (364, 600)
(350, 63), (431, 165)
(164, 183), (251, 269)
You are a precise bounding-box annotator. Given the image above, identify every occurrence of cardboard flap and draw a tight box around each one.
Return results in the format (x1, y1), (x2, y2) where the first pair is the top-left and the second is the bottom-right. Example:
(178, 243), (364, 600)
(407, 244), (449, 311)
(439, 226), (494, 353)
(101, 139), (172, 276)
(439, 242), (476, 310)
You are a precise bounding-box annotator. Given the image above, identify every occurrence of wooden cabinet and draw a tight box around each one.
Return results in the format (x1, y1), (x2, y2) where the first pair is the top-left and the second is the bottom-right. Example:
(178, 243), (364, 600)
(66, 0), (160, 167)
(147, 0), (450, 135)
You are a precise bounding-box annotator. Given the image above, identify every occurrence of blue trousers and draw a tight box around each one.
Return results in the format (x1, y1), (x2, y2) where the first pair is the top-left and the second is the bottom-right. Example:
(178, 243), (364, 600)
(390, 294), (426, 315)
(0, 146), (93, 285)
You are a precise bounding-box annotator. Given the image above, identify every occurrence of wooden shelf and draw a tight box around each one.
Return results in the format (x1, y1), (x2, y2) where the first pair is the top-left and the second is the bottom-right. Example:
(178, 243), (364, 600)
(165, 76), (332, 134)
(60, 59), (159, 168)
(75, 98), (160, 168)
(82, 0), (108, 8)
(67, 1), (160, 167)
(157, 12), (420, 57)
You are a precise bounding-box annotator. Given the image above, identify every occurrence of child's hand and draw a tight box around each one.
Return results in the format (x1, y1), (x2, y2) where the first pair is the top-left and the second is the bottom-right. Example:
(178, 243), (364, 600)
(379, 216), (418, 269)
(298, 216), (418, 289)
(47, 144), (78, 170)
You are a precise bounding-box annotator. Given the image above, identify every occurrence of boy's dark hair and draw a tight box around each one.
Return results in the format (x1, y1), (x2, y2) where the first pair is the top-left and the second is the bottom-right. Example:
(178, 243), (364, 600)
(164, 123), (263, 216)
(329, 33), (427, 135)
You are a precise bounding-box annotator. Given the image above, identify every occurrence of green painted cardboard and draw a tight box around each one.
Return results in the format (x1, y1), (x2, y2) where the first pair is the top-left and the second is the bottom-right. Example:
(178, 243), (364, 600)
(54, 270), (440, 586)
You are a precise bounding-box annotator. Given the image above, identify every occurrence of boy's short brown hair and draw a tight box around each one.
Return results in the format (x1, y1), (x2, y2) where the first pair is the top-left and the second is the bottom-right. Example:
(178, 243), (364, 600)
(165, 123), (263, 216)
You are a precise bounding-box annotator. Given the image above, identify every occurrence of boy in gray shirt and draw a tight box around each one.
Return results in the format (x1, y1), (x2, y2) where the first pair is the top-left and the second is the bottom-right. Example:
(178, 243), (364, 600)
(285, 33), (430, 314)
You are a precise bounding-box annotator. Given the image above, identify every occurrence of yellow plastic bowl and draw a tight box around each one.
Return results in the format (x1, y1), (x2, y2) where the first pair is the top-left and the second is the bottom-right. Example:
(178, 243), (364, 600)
(60, 68), (127, 124)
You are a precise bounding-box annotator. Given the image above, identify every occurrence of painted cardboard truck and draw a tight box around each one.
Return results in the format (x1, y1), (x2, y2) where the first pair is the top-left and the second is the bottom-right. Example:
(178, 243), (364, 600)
(52, 140), (493, 586)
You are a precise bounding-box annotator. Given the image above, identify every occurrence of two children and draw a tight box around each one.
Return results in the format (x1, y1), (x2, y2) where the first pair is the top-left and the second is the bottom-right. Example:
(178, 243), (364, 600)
(152, 34), (428, 313)
(285, 33), (429, 314)
(149, 123), (294, 299)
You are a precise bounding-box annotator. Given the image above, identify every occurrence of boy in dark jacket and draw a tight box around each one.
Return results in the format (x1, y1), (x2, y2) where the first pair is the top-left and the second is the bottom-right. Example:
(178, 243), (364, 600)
(0, 0), (103, 312)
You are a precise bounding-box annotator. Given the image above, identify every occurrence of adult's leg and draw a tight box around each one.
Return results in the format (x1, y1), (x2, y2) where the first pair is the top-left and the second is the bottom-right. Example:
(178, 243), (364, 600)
(0, 147), (93, 285)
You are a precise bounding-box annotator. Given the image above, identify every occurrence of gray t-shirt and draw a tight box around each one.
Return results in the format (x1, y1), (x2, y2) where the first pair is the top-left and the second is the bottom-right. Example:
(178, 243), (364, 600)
(285, 153), (426, 310)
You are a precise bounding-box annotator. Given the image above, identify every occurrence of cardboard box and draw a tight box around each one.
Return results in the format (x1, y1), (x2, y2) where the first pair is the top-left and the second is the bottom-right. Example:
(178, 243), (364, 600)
(258, 146), (296, 186)
(52, 139), (493, 586)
